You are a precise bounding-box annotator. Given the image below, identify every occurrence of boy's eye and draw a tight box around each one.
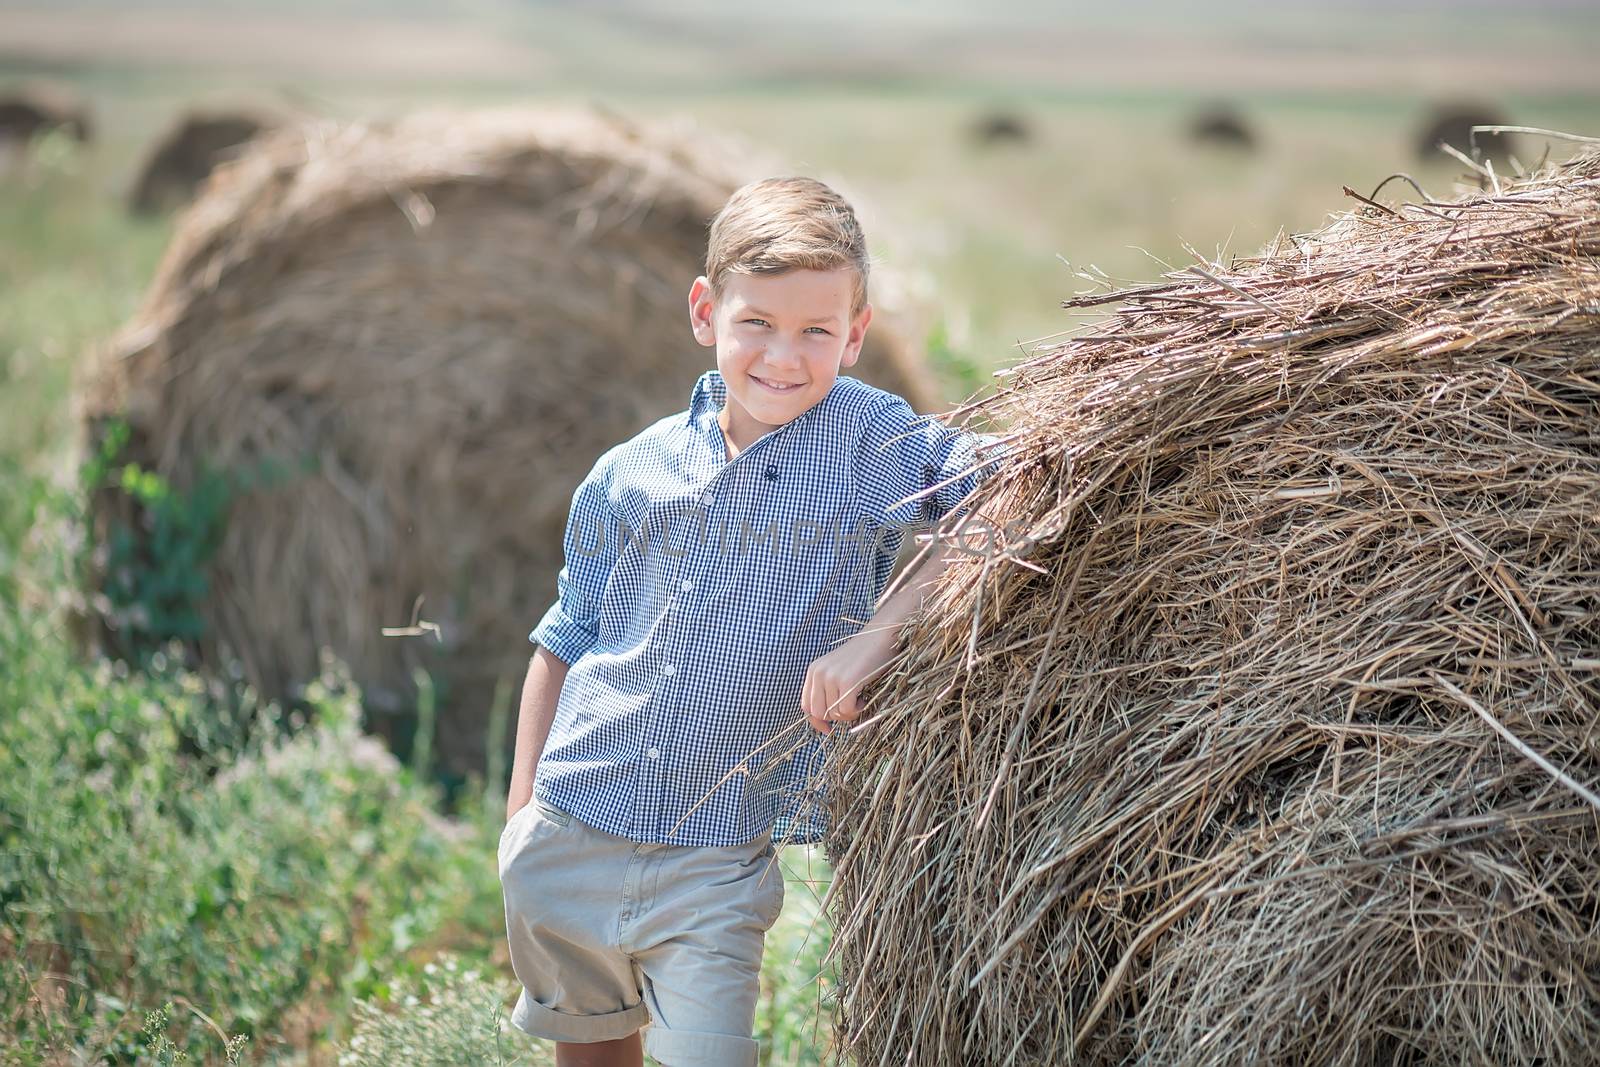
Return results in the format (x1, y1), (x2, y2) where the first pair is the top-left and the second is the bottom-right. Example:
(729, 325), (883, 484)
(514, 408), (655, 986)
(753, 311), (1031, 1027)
(742, 318), (769, 327)
(806, 327), (831, 335)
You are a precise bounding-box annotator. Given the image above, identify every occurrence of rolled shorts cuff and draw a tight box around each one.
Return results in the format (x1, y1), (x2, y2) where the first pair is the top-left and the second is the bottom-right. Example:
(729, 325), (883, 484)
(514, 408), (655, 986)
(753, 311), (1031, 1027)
(645, 1025), (759, 1067)
(510, 988), (649, 1043)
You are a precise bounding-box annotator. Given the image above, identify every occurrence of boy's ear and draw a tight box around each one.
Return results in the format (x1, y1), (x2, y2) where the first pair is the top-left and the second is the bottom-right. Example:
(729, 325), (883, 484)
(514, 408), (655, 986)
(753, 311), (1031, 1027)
(839, 302), (873, 368)
(688, 276), (716, 348)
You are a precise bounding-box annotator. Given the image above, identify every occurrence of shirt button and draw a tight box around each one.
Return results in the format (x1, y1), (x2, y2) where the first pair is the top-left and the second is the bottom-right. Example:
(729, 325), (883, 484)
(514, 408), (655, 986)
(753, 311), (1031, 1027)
(662, 663), (676, 676)
(700, 490), (714, 505)
(679, 578), (693, 592)
(647, 747), (660, 759)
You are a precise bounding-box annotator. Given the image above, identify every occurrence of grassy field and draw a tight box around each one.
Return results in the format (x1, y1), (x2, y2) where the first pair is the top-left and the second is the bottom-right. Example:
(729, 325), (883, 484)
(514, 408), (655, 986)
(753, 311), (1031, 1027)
(2, 1), (1597, 1062)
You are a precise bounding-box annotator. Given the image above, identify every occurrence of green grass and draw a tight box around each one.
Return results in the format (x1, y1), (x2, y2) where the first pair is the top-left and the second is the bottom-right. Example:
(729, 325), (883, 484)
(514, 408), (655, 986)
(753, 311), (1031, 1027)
(0, 133), (170, 476)
(0, 464), (508, 1062)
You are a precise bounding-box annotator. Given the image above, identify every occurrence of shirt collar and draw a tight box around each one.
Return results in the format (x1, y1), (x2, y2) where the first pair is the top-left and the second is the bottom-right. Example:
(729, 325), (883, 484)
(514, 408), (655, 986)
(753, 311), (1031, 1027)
(686, 368), (725, 427)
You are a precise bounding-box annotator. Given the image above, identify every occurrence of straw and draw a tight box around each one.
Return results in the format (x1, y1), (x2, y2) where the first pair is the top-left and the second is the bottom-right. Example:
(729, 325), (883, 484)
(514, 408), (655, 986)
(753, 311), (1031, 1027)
(816, 147), (1600, 1066)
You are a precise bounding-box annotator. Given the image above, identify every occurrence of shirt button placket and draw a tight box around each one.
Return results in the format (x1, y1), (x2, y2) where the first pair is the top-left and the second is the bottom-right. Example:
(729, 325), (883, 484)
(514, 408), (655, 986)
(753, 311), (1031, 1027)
(653, 475), (716, 841)
(651, 659), (677, 838)
(687, 484), (713, 599)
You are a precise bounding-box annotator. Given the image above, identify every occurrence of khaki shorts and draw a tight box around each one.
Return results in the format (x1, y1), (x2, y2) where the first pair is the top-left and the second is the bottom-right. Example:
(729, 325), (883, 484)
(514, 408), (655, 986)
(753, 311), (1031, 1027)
(497, 791), (786, 1066)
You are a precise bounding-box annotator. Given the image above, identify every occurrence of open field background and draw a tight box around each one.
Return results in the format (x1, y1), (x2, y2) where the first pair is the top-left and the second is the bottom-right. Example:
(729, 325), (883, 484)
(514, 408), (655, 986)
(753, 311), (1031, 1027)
(2, 1), (1597, 1062)
(5, 0), (1599, 466)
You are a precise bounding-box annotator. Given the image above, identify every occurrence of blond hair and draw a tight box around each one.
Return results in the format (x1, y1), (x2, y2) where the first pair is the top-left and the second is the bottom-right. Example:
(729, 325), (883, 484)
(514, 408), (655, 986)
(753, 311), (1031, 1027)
(704, 176), (869, 315)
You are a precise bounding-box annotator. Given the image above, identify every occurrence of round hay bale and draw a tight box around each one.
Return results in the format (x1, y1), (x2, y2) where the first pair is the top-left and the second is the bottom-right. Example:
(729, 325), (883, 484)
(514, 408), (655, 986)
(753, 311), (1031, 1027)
(819, 150), (1600, 1065)
(969, 109), (1032, 148)
(127, 110), (276, 215)
(1416, 102), (1518, 166)
(77, 106), (941, 784)
(0, 80), (92, 146)
(1187, 103), (1256, 151)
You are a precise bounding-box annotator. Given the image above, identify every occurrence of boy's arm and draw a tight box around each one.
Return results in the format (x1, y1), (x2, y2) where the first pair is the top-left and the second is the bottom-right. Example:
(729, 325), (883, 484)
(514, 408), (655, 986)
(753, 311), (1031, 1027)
(509, 445), (622, 820)
(807, 397), (1010, 735)
(506, 646), (569, 820)
(801, 536), (963, 736)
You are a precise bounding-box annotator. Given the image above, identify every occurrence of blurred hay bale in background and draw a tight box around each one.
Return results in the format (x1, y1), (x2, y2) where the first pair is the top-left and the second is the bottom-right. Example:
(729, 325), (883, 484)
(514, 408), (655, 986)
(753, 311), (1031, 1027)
(128, 110), (277, 214)
(0, 80), (92, 151)
(821, 149), (1600, 1065)
(1416, 101), (1519, 166)
(969, 109), (1033, 149)
(1187, 102), (1257, 151)
(76, 105), (939, 785)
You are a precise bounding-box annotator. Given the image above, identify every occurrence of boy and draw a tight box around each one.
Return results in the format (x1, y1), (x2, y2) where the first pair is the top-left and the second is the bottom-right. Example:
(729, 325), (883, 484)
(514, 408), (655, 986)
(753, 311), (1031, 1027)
(498, 176), (1003, 1067)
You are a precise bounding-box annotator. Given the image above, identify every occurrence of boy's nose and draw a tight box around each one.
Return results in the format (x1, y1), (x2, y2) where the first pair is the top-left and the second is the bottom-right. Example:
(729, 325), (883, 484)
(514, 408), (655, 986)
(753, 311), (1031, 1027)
(763, 344), (802, 368)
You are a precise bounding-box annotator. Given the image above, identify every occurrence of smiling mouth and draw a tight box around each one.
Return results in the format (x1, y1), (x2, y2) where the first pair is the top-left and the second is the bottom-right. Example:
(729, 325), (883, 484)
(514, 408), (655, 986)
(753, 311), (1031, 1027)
(752, 375), (804, 393)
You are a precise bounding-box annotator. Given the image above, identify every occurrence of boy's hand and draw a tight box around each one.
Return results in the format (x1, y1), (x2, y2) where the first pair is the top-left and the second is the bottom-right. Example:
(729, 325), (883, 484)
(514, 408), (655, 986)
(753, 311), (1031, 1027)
(802, 625), (899, 735)
(802, 537), (959, 735)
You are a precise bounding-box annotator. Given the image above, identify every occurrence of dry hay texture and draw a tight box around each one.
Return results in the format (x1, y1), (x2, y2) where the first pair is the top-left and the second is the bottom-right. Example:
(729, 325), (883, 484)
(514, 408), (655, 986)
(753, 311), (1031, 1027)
(819, 151), (1600, 1066)
(79, 106), (937, 778)
(128, 110), (277, 215)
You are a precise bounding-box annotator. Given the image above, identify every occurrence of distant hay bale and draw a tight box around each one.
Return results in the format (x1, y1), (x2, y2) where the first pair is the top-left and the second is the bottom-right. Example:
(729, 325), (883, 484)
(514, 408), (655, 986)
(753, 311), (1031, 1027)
(0, 81), (92, 146)
(77, 106), (940, 781)
(128, 111), (276, 215)
(1187, 103), (1256, 151)
(818, 151), (1600, 1065)
(969, 110), (1032, 148)
(1416, 102), (1518, 166)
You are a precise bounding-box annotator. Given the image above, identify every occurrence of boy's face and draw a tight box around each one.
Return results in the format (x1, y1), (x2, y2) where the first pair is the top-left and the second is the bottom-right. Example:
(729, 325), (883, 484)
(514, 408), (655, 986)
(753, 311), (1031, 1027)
(688, 267), (872, 447)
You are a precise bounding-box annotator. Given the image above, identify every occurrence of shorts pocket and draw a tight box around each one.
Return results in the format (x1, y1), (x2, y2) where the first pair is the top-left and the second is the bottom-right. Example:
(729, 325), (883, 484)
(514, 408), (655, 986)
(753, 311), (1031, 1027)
(742, 840), (784, 928)
(500, 800), (532, 843)
(497, 800), (537, 865)
(757, 858), (786, 927)
(532, 795), (574, 828)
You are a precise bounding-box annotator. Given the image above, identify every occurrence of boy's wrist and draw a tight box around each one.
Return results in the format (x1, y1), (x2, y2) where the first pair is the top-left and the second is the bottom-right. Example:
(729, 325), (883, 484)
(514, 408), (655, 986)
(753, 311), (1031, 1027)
(850, 616), (902, 657)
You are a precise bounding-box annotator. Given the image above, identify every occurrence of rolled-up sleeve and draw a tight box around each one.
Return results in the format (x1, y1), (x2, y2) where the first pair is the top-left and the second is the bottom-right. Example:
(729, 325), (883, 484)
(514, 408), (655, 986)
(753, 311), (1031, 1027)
(854, 396), (1007, 530)
(530, 452), (619, 666)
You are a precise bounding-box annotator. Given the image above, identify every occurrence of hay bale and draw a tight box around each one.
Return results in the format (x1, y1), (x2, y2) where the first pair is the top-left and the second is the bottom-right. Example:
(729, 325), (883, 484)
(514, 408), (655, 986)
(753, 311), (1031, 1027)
(1187, 103), (1256, 151)
(1416, 102), (1518, 166)
(969, 110), (1032, 148)
(818, 151), (1600, 1065)
(127, 110), (276, 215)
(77, 106), (941, 783)
(0, 81), (92, 146)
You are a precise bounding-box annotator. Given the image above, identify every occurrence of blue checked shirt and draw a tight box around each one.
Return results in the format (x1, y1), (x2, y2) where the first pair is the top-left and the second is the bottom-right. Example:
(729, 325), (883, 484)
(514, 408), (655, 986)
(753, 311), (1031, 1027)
(529, 368), (1003, 847)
